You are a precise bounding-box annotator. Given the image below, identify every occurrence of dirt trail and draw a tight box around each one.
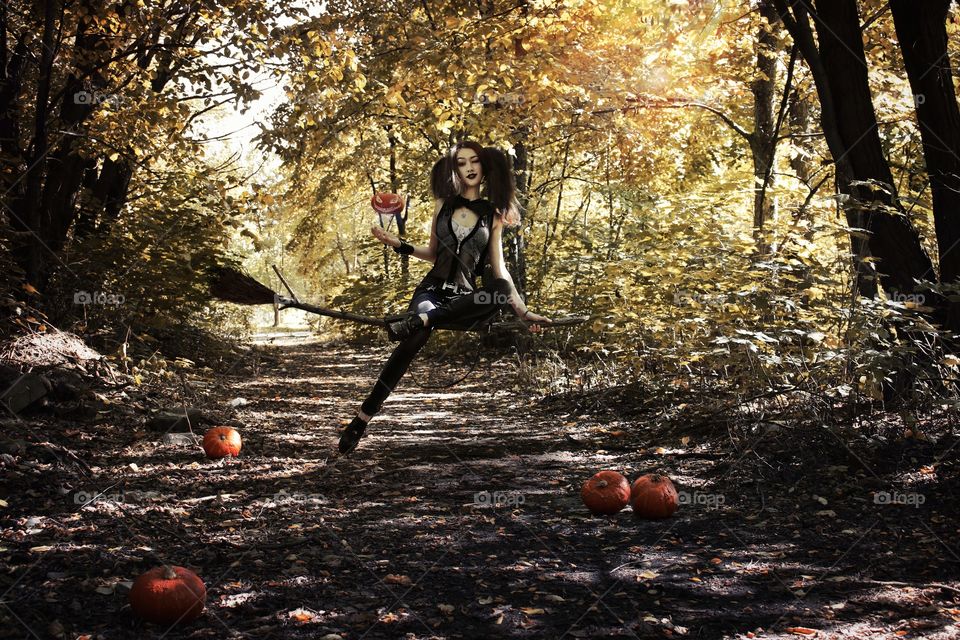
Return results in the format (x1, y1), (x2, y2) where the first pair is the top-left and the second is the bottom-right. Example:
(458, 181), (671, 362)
(2, 335), (958, 639)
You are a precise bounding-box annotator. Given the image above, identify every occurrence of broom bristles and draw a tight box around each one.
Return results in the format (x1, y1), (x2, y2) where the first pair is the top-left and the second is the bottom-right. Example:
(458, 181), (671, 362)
(209, 265), (278, 305)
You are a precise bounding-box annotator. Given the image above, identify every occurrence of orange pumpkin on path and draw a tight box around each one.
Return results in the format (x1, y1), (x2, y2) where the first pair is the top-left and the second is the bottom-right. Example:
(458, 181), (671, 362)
(630, 473), (679, 519)
(202, 426), (242, 459)
(581, 470), (631, 515)
(129, 565), (206, 625)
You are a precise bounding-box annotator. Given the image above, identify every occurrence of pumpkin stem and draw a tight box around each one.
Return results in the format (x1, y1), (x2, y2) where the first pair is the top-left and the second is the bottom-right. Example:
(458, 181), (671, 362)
(162, 565), (178, 580)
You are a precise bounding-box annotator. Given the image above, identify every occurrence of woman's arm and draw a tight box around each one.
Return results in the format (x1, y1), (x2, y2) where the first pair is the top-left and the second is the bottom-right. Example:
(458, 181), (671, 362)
(489, 217), (552, 329)
(370, 198), (443, 264)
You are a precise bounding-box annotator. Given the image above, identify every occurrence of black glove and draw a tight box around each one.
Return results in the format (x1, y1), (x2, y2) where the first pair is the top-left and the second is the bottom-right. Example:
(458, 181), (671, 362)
(393, 240), (414, 255)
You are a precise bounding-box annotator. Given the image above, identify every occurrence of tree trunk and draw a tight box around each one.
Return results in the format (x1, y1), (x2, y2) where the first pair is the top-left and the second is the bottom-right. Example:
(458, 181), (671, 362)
(788, 90), (813, 185)
(498, 0), (529, 299)
(891, 0), (960, 331)
(814, 0), (935, 300)
(508, 135), (530, 297)
(0, 31), (26, 177)
(38, 0), (116, 265)
(18, 0), (58, 287)
(539, 125), (573, 285)
(788, 89), (817, 243)
(751, 1), (779, 242)
(773, 0), (935, 300)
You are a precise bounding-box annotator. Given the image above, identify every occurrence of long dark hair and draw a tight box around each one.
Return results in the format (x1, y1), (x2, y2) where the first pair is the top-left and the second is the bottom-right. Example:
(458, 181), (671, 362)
(430, 140), (522, 227)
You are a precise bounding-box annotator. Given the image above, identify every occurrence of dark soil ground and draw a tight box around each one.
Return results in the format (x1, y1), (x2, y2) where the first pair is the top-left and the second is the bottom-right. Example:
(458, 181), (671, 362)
(2, 333), (959, 639)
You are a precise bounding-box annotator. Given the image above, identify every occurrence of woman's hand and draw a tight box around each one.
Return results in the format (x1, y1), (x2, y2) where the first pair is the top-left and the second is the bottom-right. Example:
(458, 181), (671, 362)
(371, 225), (401, 248)
(522, 310), (552, 334)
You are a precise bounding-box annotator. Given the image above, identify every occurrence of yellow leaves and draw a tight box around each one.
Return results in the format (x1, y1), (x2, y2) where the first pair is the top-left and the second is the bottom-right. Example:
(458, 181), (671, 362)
(384, 81), (406, 107)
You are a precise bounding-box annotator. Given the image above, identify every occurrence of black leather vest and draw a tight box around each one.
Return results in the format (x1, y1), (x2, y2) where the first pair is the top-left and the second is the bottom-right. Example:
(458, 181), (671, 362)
(424, 197), (493, 291)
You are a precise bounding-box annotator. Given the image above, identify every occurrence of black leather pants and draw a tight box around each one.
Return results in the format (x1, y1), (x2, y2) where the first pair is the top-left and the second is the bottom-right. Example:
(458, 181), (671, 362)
(358, 277), (512, 418)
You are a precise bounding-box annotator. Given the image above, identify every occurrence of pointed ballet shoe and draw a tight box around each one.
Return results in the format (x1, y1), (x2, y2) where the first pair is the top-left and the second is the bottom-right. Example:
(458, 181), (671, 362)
(386, 312), (425, 341)
(338, 417), (368, 455)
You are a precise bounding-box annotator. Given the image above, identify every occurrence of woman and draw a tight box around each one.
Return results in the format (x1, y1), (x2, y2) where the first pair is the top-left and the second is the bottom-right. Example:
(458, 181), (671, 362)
(338, 140), (552, 455)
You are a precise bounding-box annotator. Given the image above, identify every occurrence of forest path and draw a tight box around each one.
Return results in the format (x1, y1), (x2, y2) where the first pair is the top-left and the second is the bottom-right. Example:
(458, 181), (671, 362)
(2, 334), (957, 639)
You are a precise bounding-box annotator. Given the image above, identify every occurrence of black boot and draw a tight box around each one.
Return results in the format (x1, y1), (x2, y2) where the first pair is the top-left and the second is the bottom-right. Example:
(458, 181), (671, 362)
(386, 312), (425, 341)
(338, 416), (368, 455)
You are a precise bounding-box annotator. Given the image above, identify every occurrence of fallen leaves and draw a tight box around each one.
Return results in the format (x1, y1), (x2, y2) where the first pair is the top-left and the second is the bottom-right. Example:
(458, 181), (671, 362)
(288, 608), (319, 623)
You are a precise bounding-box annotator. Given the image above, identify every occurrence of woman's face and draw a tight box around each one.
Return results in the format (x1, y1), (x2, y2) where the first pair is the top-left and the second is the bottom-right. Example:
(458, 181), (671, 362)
(456, 148), (483, 190)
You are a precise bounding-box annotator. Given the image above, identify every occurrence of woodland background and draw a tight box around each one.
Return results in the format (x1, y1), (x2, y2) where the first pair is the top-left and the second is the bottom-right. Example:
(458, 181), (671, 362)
(2, 1), (960, 638)
(3, 0), (960, 408)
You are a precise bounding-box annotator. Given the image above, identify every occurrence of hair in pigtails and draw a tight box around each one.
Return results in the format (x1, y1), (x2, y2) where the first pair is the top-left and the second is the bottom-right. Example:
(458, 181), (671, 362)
(482, 146), (522, 228)
(430, 155), (456, 200)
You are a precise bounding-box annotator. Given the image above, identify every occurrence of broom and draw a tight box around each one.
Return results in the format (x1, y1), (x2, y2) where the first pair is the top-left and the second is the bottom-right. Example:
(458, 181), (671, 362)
(208, 264), (589, 331)
(208, 265), (388, 327)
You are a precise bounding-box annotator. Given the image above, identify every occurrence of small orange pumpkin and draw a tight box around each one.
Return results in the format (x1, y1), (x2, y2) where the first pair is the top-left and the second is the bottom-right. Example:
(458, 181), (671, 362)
(129, 565), (206, 625)
(581, 470), (631, 515)
(630, 473), (679, 519)
(202, 426), (242, 459)
(371, 193), (405, 215)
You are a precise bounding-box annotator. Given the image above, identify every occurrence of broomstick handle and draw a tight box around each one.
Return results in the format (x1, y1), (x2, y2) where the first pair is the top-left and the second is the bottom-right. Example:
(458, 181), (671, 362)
(276, 297), (589, 330)
(277, 298), (387, 326)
